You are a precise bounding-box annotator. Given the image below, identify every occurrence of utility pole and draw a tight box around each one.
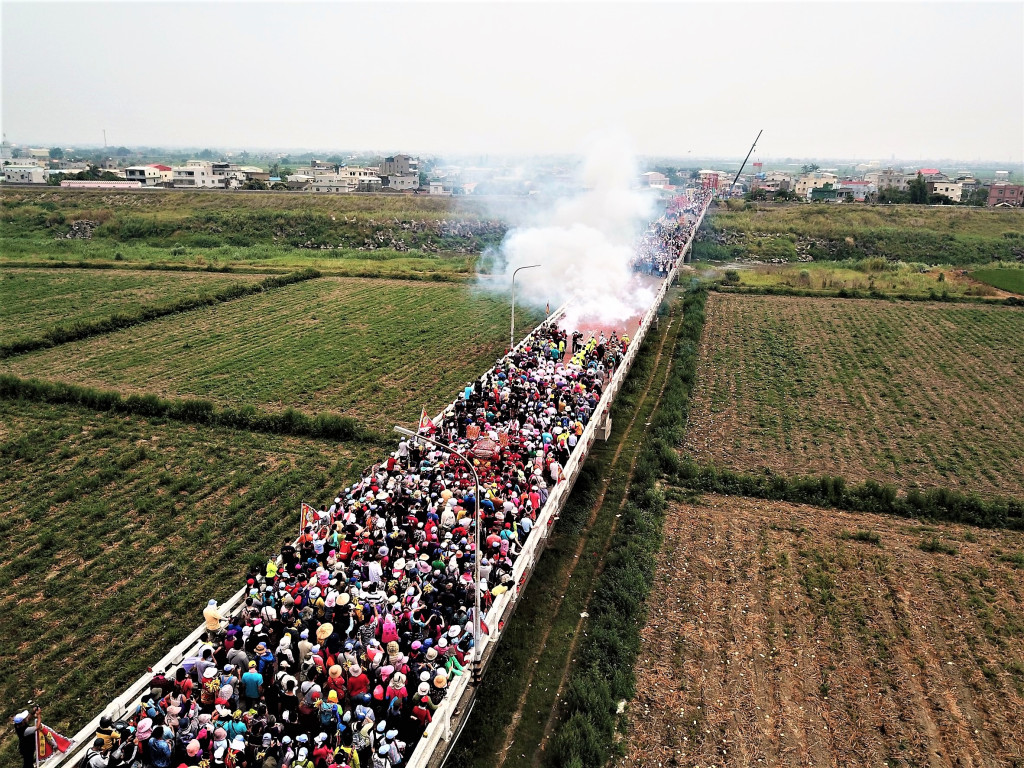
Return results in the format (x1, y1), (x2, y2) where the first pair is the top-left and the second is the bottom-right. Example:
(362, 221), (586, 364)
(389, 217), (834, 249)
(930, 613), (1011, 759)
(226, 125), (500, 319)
(729, 129), (762, 196)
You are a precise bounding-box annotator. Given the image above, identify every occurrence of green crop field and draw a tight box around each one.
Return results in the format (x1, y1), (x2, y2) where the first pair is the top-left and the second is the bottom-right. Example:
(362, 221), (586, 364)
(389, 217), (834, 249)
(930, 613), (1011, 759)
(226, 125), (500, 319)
(684, 293), (1024, 498)
(0, 276), (544, 432)
(694, 203), (1024, 265)
(0, 188), (515, 276)
(972, 267), (1024, 295)
(0, 268), (267, 345)
(0, 398), (377, 766)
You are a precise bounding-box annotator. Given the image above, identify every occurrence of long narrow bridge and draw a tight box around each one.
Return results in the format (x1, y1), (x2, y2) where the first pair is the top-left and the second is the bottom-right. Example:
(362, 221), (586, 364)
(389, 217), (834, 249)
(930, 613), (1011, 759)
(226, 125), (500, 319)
(48, 195), (710, 768)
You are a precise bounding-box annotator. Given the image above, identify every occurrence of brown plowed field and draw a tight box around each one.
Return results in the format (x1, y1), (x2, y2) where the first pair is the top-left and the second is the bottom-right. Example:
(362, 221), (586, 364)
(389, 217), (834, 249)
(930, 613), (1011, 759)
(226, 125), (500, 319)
(683, 293), (1024, 498)
(624, 494), (1024, 768)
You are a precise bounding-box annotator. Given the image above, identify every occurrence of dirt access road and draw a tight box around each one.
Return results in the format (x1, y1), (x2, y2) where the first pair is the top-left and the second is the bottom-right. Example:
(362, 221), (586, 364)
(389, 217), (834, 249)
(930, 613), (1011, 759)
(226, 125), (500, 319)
(624, 493), (1024, 768)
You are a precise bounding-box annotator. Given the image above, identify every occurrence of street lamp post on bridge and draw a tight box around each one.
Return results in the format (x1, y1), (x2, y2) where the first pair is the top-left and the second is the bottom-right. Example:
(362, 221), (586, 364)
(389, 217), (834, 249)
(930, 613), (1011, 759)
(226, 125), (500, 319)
(510, 264), (541, 351)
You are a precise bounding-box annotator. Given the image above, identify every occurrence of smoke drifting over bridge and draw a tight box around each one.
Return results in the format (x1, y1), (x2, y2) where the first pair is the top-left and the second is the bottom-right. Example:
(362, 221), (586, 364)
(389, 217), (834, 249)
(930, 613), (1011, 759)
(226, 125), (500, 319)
(482, 134), (659, 330)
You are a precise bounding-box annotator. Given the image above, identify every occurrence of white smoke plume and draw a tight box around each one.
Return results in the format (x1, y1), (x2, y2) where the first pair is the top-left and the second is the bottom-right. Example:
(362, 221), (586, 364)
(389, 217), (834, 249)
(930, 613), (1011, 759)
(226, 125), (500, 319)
(481, 133), (658, 332)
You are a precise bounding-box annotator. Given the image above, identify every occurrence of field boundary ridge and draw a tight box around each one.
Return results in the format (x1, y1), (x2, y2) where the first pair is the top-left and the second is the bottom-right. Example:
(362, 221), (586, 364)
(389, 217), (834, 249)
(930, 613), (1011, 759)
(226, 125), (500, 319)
(673, 461), (1024, 531)
(0, 372), (380, 443)
(0, 260), (475, 283)
(712, 283), (1024, 306)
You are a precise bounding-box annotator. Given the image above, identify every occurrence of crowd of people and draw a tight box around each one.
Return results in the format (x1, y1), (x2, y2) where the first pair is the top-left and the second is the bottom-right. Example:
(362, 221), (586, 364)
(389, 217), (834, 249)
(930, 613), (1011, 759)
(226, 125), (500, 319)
(630, 192), (710, 275)
(33, 198), (708, 768)
(68, 322), (635, 768)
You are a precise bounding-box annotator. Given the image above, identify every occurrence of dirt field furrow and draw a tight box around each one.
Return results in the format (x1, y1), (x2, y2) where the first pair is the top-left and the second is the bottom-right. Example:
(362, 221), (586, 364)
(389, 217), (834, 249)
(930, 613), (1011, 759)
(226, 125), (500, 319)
(624, 494), (1024, 768)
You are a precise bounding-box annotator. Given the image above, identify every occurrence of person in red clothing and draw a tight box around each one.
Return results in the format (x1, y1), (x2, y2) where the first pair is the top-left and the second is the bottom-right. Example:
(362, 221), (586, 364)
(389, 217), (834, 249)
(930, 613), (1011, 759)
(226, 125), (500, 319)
(325, 666), (347, 701)
(346, 665), (369, 700)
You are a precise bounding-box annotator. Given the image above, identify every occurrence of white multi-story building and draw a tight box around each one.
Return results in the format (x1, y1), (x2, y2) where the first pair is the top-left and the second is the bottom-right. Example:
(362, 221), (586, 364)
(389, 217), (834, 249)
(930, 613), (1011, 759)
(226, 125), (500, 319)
(309, 167), (382, 193)
(794, 172), (840, 199)
(383, 174), (419, 191)
(125, 165), (165, 186)
(928, 181), (963, 202)
(173, 160), (222, 188)
(2, 164), (46, 183)
(870, 168), (910, 192)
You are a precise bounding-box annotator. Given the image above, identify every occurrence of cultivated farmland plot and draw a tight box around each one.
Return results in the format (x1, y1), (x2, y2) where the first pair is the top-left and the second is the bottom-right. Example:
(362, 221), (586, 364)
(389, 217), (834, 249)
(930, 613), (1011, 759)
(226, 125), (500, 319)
(625, 493), (1024, 767)
(684, 294), (1024, 498)
(0, 276), (544, 432)
(0, 399), (377, 766)
(0, 268), (267, 345)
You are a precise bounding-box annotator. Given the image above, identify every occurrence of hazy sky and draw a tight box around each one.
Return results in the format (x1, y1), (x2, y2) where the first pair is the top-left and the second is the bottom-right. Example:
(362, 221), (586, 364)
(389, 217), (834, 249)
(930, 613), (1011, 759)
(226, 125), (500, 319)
(2, 1), (1022, 160)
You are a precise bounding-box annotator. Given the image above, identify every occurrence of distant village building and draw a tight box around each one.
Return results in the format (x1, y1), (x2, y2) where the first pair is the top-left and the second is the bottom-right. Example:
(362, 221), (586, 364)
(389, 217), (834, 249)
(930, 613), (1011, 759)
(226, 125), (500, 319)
(927, 180), (962, 202)
(988, 183), (1024, 207)
(126, 165), (166, 186)
(751, 171), (793, 194)
(794, 172), (840, 200)
(380, 154), (419, 177)
(871, 168), (909, 192)
(428, 180), (452, 196)
(173, 161), (222, 188)
(639, 171), (669, 189)
(2, 164), (46, 183)
(309, 167), (382, 193)
(838, 180), (874, 201)
(382, 174), (419, 191)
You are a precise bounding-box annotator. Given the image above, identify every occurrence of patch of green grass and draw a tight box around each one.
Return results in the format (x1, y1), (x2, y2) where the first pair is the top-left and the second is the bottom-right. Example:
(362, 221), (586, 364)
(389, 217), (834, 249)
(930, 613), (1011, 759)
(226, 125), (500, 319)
(0, 268), (266, 345)
(0, 277), (544, 431)
(839, 529), (883, 545)
(972, 268), (1024, 295)
(919, 536), (959, 555)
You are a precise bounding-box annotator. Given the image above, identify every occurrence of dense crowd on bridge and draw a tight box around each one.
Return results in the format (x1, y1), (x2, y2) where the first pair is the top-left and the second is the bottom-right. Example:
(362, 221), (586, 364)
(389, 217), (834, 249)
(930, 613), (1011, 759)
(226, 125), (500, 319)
(67, 325), (634, 768)
(25, 200), (706, 768)
(631, 191), (711, 275)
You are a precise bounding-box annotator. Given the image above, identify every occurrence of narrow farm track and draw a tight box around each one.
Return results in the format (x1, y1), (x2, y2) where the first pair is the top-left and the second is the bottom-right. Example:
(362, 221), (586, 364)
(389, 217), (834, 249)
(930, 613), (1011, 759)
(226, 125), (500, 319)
(488, 294), (686, 768)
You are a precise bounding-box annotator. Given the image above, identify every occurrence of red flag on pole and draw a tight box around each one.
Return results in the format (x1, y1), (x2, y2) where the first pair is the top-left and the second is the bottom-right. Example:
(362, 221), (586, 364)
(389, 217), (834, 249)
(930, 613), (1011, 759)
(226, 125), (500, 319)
(36, 710), (73, 763)
(417, 406), (435, 435)
(299, 502), (316, 535)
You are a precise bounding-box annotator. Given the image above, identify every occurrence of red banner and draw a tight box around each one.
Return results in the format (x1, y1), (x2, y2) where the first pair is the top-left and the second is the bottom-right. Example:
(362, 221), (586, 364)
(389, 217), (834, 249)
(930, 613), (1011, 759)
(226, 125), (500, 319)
(36, 711), (73, 763)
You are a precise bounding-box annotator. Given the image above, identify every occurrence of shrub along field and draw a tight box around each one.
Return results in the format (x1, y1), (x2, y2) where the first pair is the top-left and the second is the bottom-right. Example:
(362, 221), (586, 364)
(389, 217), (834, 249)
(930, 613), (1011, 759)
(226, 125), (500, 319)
(720, 260), (1008, 300)
(0, 399), (376, 767)
(683, 293), (1024, 499)
(0, 188), (516, 276)
(0, 276), (544, 432)
(624, 493), (1024, 768)
(693, 203), (1024, 265)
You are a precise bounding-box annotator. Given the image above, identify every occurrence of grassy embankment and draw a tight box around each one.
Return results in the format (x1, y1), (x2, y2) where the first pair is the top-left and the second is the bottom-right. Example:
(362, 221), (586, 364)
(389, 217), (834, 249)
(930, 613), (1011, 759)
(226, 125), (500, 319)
(692, 203), (1024, 266)
(0, 187), (514, 278)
